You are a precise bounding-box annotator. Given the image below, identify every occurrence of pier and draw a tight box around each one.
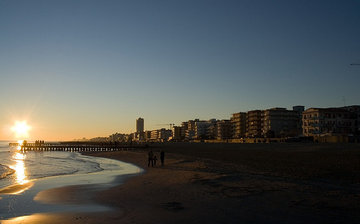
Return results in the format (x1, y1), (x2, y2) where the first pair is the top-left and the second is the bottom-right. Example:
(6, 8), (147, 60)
(13, 142), (146, 152)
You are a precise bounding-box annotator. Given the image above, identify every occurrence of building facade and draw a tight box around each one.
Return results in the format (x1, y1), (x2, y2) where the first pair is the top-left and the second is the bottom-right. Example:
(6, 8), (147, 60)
(150, 128), (172, 141)
(144, 130), (152, 141)
(231, 112), (246, 139)
(302, 107), (357, 136)
(246, 110), (263, 137)
(216, 120), (232, 140)
(262, 108), (302, 137)
(136, 117), (144, 133)
(194, 119), (217, 140)
(342, 105), (360, 135)
(150, 129), (159, 140)
(172, 126), (183, 141)
(182, 119), (199, 140)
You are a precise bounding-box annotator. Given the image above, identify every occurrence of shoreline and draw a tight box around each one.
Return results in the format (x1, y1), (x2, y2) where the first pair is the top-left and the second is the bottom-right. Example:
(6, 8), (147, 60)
(0, 164), (15, 180)
(2, 143), (360, 223)
(0, 152), (142, 221)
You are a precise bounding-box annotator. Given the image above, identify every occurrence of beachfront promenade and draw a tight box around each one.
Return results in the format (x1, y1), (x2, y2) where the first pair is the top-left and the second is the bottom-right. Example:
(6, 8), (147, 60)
(17, 142), (145, 152)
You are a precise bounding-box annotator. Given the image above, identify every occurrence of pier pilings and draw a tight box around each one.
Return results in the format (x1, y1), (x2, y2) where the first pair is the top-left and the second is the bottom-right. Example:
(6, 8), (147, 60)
(19, 143), (139, 152)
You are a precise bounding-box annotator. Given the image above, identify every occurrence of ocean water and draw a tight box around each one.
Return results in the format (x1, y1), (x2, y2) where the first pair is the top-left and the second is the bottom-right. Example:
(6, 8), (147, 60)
(0, 141), (105, 188)
(0, 141), (142, 219)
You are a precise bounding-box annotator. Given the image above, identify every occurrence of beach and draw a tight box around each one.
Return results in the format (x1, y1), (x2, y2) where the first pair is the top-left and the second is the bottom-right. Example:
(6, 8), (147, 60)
(0, 142), (142, 221)
(2, 143), (360, 223)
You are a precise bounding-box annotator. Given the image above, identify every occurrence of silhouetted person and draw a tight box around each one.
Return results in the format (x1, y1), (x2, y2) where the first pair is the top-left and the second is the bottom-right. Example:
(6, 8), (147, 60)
(160, 150), (165, 166)
(148, 150), (154, 167)
(153, 155), (158, 166)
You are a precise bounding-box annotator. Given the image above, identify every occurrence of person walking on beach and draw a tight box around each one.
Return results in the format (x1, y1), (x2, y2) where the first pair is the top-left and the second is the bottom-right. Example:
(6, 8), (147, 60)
(153, 155), (158, 166)
(148, 150), (154, 167)
(160, 150), (165, 166)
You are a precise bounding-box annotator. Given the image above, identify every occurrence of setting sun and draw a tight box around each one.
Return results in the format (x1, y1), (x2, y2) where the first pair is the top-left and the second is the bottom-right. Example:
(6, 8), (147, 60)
(11, 121), (31, 139)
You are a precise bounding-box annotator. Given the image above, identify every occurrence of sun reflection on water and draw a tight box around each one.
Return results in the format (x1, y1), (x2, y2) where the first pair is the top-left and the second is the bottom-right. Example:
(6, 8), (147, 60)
(16, 140), (24, 151)
(9, 151), (29, 185)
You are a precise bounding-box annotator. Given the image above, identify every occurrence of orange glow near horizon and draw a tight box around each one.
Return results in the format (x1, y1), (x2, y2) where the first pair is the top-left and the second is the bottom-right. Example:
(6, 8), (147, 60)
(0, 119), (137, 141)
(11, 121), (31, 139)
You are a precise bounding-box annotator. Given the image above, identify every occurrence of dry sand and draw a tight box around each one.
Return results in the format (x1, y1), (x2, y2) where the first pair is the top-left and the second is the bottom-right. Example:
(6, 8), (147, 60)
(2, 143), (360, 223)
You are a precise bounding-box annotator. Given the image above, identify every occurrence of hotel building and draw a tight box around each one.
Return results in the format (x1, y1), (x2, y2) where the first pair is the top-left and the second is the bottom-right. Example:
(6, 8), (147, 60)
(136, 117), (144, 133)
(302, 107), (357, 136)
(246, 110), (263, 137)
(216, 120), (233, 140)
(262, 107), (303, 137)
(231, 112), (246, 138)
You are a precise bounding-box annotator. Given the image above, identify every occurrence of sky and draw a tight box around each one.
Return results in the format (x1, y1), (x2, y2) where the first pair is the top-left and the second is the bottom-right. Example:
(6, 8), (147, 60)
(0, 0), (359, 140)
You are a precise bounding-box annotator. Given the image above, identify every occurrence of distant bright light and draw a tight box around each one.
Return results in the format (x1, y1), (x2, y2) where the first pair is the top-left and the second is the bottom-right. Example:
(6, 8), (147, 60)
(17, 140), (24, 150)
(11, 121), (31, 139)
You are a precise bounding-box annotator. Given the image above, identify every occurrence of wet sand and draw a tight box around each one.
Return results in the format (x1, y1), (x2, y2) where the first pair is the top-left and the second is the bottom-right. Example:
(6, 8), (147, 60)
(0, 182), (34, 195)
(2, 143), (360, 223)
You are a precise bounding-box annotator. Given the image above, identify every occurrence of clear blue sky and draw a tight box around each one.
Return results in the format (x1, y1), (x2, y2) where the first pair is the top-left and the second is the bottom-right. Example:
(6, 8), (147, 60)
(0, 0), (359, 140)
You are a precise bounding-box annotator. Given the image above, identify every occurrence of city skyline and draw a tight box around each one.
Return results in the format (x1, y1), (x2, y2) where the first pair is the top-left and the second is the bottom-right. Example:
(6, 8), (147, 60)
(1, 0), (359, 140)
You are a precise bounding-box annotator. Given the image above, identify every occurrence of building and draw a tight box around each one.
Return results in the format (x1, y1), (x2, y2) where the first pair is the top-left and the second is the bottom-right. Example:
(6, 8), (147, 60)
(194, 120), (207, 140)
(144, 130), (152, 141)
(293, 105), (305, 113)
(342, 105), (360, 135)
(207, 123), (217, 139)
(172, 126), (183, 141)
(159, 128), (172, 141)
(262, 107), (303, 137)
(293, 105), (305, 136)
(178, 119), (219, 140)
(216, 120), (232, 140)
(231, 112), (246, 139)
(136, 117), (144, 133)
(150, 129), (159, 140)
(188, 119), (198, 132)
(194, 120), (216, 140)
(183, 119), (199, 140)
(150, 129), (172, 141)
(108, 133), (127, 142)
(180, 122), (188, 139)
(246, 110), (263, 137)
(302, 107), (357, 137)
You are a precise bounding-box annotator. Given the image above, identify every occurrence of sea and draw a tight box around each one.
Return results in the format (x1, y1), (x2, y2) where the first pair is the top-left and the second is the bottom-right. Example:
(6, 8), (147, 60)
(0, 140), (142, 219)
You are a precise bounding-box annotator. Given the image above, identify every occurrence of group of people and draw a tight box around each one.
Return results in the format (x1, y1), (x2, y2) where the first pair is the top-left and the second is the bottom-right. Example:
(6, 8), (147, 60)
(34, 140), (45, 146)
(148, 150), (165, 167)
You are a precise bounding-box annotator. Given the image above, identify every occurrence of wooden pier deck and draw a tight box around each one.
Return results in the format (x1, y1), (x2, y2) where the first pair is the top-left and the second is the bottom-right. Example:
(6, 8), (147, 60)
(18, 142), (146, 152)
